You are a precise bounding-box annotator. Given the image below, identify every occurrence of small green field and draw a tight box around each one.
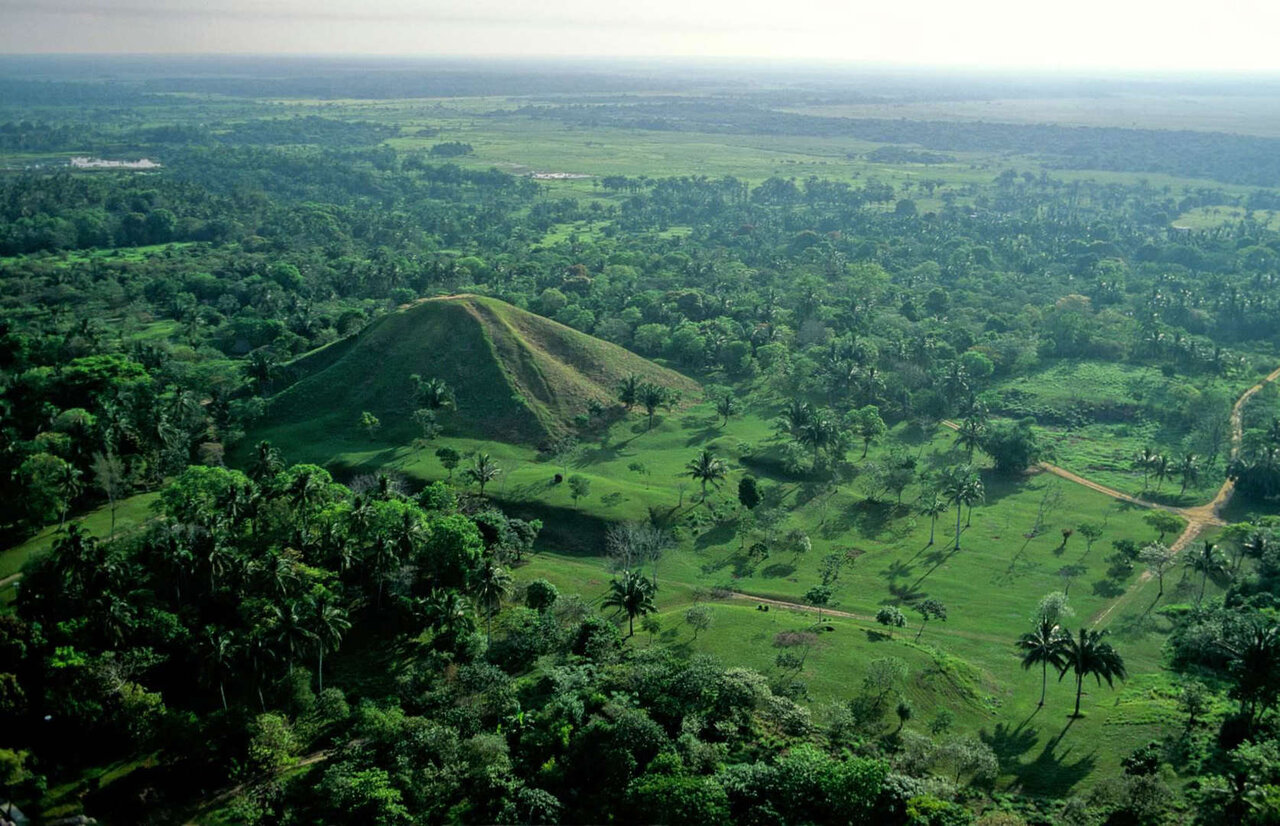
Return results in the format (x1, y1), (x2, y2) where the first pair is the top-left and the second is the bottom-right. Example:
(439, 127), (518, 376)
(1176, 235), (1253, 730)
(0, 492), (159, 601)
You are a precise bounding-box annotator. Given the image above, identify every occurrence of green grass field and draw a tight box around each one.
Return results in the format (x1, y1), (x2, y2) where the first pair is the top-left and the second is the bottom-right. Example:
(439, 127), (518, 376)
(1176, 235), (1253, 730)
(0, 492), (159, 601)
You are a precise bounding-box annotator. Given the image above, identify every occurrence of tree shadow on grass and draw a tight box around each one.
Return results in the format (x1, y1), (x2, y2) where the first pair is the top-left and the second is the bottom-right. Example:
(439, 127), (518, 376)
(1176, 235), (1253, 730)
(1002, 717), (1098, 797)
(685, 426), (726, 448)
(905, 548), (956, 594)
(1111, 614), (1156, 640)
(1091, 578), (1125, 599)
(579, 441), (631, 465)
(822, 498), (896, 541)
(888, 581), (928, 604)
(694, 522), (738, 550)
(761, 563), (797, 579)
(701, 549), (759, 579)
(980, 719), (1040, 774)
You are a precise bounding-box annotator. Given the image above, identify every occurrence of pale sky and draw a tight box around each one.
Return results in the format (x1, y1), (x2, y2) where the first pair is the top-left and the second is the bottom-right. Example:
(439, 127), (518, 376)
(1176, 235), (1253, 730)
(2, 0), (1278, 72)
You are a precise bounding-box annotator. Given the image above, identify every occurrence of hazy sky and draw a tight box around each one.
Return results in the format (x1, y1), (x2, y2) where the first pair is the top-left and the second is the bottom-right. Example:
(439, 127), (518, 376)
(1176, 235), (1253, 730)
(3, 0), (1278, 72)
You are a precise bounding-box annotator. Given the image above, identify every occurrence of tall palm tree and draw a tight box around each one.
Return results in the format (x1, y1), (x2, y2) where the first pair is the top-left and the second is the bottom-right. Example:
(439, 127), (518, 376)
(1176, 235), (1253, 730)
(1186, 540), (1227, 608)
(955, 416), (985, 461)
(1222, 621), (1280, 723)
(777, 399), (813, 438)
(306, 593), (350, 692)
(1178, 453), (1200, 495)
(918, 490), (947, 546)
(617, 374), (642, 411)
(365, 536), (401, 608)
(49, 522), (100, 598)
(244, 632), (278, 712)
(200, 626), (238, 710)
(941, 465), (983, 551)
(1135, 446), (1156, 490)
(1241, 529), (1274, 576)
(638, 382), (670, 430)
(464, 453), (501, 496)
(56, 463), (83, 528)
(684, 448), (727, 503)
(1018, 617), (1069, 707)
(269, 599), (316, 672)
(1058, 627), (1127, 718)
(715, 392), (738, 427)
(473, 560), (512, 642)
(250, 440), (284, 483)
(1152, 454), (1173, 492)
(603, 569), (657, 637)
(421, 588), (472, 641)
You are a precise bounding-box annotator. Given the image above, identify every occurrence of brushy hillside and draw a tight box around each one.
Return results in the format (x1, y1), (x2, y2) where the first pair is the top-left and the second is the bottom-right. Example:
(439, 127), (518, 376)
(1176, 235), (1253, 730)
(267, 294), (700, 445)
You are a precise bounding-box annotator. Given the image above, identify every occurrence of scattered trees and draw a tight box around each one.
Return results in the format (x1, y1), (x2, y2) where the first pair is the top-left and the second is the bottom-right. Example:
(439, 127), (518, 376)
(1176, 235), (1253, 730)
(1139, 542), (1177, 598)
(604, 570), (657, 637)
(1059, 628), (1128, 717)
(685, 448), (727, 503)
(914, 599), (948, 642)
(464, 453), (501, 496)
(1018, 616), (1069, 707)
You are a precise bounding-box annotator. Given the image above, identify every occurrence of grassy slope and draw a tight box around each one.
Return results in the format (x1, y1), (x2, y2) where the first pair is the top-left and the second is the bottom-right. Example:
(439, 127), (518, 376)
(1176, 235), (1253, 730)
(0, 492), (159, 601)
(263, 294), (698, 448)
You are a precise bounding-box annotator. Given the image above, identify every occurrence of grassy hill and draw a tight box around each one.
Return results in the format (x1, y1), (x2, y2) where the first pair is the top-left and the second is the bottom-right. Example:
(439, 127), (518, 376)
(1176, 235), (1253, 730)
(266, 294), (699, 447)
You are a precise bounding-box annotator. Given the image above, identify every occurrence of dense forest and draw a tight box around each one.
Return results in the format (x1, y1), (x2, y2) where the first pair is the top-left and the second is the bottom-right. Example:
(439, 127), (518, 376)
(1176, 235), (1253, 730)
(2, 60), (1280, 825)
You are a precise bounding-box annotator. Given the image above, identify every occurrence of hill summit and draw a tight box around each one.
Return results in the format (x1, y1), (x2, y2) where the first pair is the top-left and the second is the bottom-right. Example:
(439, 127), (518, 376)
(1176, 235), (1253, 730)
(268, 294), (700, 445)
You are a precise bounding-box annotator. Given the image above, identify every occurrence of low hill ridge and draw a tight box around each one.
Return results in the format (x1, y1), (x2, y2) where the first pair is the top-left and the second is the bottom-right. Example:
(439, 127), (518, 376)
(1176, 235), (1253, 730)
(268, 294), (699, 445)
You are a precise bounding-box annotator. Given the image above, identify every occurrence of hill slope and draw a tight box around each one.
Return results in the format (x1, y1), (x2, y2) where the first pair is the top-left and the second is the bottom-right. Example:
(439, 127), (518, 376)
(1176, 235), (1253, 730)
(267, 294), (699, 446)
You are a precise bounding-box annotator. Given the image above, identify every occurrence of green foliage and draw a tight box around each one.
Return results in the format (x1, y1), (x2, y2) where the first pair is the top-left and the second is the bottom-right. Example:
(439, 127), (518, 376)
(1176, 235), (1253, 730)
(979, 418), (1043, 474)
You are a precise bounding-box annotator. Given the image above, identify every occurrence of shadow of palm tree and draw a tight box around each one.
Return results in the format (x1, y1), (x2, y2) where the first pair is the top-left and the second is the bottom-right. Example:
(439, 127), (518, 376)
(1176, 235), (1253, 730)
(1001, 716), (1097, 796)
(980, 720), (1040, 773)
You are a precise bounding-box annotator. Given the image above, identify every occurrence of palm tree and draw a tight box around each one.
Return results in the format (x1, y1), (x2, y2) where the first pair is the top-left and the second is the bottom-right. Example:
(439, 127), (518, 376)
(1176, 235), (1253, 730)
(777, 399), (813, 438)
(306, 593), (350, 692)
(243, 632), (278, 712)
(365, 536), (401, 608)
(638, 382), (670, 430)
(940, 465), (983, 551)
(715, 391), (738, 427)
(1179, 453), (1200, 495)
(49, 522), (100, 598)
(603, 569), (657, 637)
(464, 453), (501, 496)
(56, 463), (83, 528)
(412, 375), (455, 411)
(200, 626), (238, 710)
(1058, 627), (1128, 718)
(421, 588), (472, 641)
(617, 374), (641, 411)
(798, 412), (839, 470)
(1152, 454), (1173, 492)
(955, 416), (985, 461)
(1135, 446), (1156, 490)
(1240, 529), (1273, 576)
(246, 348), (279, 394)
(918, 490), (947, 546)
(250, 441), (284, 482)
(269, 599), (316, 672)
(684, 448), (727, 503)
(1018, 617), (1069, 707)
(473, 559), (512, 642)
(1186, 540), (1227, 608)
